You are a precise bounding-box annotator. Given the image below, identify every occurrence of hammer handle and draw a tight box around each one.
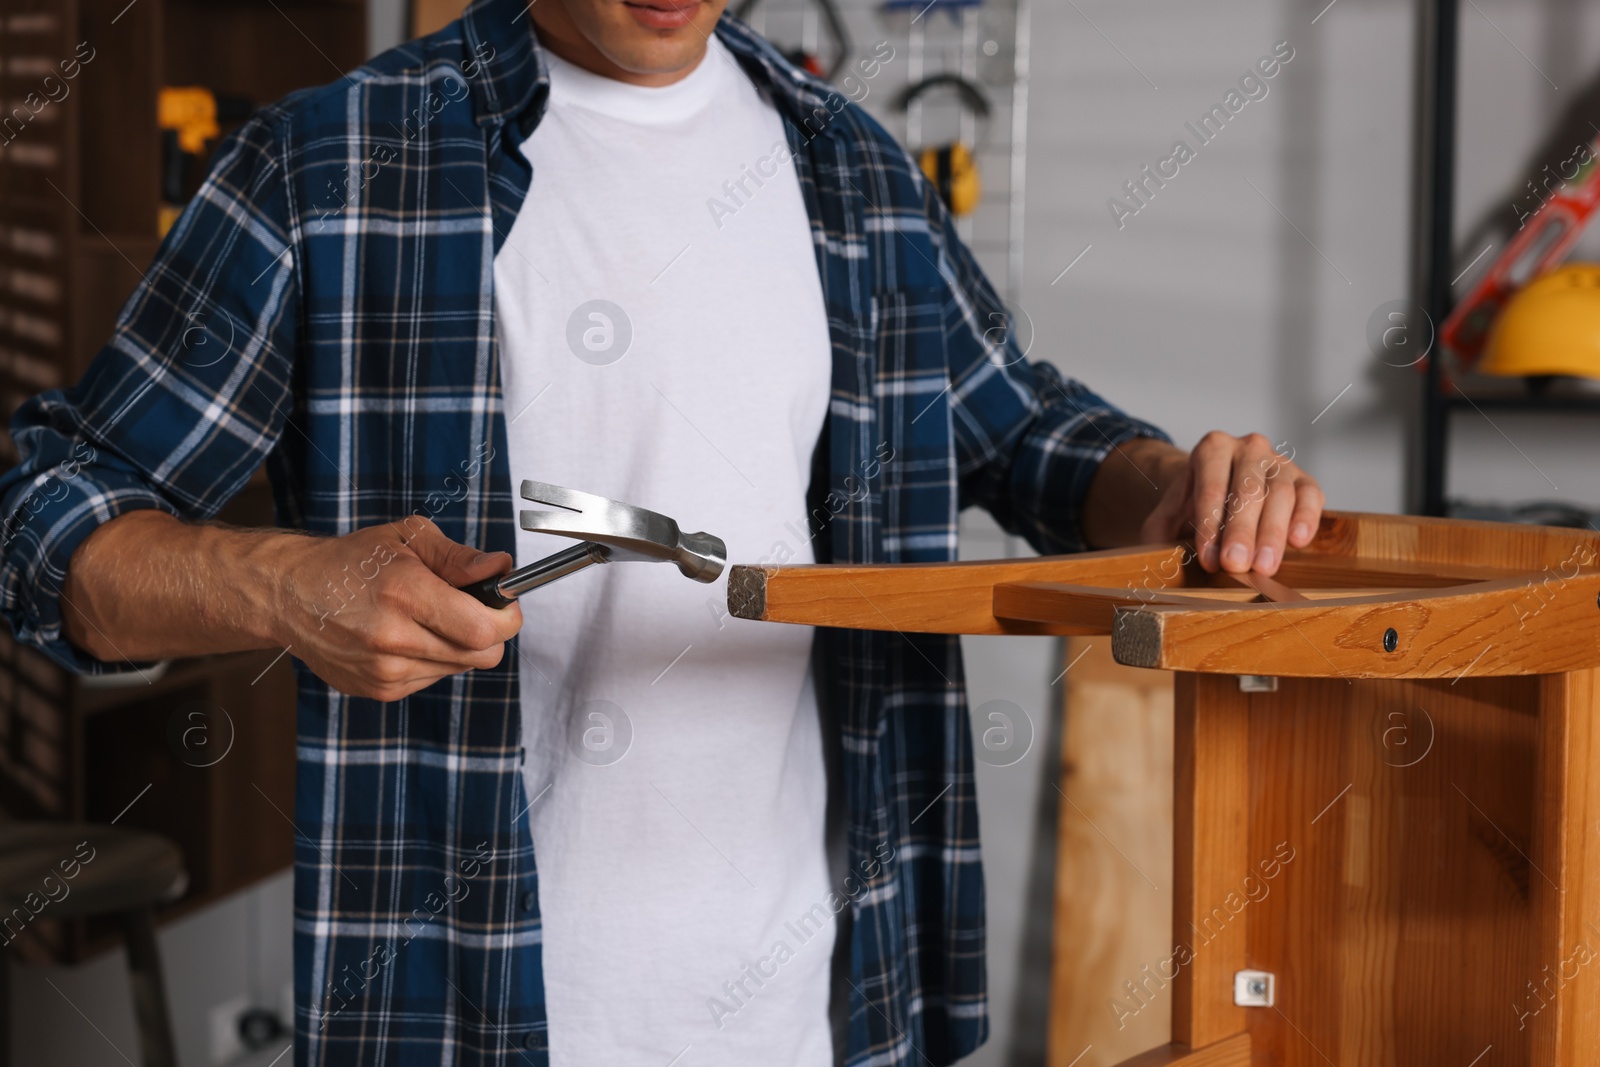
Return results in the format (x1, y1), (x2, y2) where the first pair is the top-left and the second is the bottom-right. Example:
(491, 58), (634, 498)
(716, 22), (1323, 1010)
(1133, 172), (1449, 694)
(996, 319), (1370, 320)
(458, 542), (610, 607)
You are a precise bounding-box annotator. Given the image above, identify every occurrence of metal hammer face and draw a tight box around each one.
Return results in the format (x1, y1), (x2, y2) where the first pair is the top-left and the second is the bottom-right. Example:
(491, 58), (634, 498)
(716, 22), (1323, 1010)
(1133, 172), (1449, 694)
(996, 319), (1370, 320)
(517, 480), (726, 583)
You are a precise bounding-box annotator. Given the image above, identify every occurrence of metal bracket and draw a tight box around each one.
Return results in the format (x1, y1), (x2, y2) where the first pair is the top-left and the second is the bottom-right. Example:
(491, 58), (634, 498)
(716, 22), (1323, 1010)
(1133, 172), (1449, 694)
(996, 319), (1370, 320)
(1238, 675), (1279, 693)
(1233, 969), (1275, 1007)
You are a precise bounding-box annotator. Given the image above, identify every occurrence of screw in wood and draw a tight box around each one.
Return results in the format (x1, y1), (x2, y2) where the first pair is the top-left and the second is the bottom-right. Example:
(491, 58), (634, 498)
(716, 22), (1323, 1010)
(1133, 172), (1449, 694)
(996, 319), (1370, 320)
(1383, 627), (1398, 652)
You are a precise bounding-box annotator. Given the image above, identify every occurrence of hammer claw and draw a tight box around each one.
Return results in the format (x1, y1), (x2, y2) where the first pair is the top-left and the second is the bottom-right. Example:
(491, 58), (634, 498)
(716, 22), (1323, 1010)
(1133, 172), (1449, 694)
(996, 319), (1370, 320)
(457, 480), (727, 608)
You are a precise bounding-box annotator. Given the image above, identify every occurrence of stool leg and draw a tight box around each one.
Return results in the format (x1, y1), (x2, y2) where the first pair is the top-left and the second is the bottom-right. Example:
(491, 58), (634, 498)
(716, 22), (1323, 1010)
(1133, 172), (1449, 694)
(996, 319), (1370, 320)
(119, 909), (177, 1067)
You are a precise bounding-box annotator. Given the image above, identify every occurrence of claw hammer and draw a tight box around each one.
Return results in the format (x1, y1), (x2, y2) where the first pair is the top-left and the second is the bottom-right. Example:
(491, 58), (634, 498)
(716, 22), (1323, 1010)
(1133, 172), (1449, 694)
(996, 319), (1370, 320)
(459, 480), (727, 608)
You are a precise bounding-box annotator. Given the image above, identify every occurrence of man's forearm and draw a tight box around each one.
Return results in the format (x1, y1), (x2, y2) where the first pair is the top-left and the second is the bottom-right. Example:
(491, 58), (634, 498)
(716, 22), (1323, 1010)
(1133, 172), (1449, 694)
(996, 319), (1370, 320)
(58, 509), (523, 700)
(61, 510), (302, 663)
(1081, 437), (1188, 549)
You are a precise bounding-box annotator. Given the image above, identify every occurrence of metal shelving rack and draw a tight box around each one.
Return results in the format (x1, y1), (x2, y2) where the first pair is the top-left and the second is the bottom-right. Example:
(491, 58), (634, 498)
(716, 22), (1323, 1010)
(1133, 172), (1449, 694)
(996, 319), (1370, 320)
(1416, 0), (1597, 517)
(1417, 0), (1458, 517)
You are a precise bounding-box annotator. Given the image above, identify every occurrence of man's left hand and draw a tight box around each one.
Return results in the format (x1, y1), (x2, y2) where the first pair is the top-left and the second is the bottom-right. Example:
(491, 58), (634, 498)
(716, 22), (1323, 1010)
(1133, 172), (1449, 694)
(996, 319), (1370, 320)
(1138, 432), (1324, 576)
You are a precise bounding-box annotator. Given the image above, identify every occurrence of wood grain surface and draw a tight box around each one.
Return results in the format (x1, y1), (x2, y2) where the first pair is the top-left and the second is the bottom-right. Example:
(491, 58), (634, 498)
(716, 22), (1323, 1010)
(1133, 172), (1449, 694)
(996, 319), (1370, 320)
(1307, 511), (1600, 574)
(1061, 671), (1585, 1066)
(1049, 637), (1176, 1067)
(1029, 515), (1600, 1066)
(1106, 1033), (1251, 1067)
(1110, 574), (1600, 678)
(727, 545), (1186, 635)
(1238, 675), (1550, 1065)
(1049, 664), (1600, 1067)
(994, 583), (1230, 631)
(1529, 669), (1600, 1065)
(1170, 675), (1250, 1049)
(730, 512), (1600, 678)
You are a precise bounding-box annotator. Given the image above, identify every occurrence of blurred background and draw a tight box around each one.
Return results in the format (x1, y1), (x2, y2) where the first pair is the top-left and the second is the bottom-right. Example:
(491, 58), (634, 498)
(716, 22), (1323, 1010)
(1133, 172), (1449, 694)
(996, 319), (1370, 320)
(2, 0), (1599, 1064)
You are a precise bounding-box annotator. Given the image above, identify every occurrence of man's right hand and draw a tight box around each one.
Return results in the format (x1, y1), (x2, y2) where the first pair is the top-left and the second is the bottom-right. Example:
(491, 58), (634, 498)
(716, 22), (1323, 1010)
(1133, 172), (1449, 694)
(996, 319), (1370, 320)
(62, 511), (523, 702)
(273, 518), (523, 701)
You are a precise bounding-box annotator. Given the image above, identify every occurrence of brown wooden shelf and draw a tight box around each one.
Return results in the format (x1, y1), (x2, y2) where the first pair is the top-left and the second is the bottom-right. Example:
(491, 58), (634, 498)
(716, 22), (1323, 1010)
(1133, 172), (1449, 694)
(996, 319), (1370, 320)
(0, 0), (362, 965)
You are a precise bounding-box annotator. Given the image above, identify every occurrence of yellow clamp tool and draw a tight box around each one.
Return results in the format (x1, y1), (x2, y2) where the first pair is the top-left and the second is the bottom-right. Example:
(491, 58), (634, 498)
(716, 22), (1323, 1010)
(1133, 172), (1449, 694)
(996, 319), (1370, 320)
(159, 86), (224, 155)
(158, 87), (253, 234)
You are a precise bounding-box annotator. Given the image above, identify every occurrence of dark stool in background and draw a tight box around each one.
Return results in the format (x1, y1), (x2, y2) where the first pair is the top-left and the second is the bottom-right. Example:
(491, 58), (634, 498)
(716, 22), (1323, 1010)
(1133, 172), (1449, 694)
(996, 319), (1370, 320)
(0, 823), (187, 1067)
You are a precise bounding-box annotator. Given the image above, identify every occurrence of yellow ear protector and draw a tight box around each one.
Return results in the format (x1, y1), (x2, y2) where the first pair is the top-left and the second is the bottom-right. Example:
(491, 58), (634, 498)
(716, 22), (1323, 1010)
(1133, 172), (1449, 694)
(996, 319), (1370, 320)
(922, 143), (980, 217)
(898, 74), (990, 217)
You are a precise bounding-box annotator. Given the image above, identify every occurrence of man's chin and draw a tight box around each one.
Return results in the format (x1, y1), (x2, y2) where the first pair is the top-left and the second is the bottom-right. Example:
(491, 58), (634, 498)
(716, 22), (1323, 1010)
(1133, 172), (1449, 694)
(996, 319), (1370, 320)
(596, 35), (711, 80)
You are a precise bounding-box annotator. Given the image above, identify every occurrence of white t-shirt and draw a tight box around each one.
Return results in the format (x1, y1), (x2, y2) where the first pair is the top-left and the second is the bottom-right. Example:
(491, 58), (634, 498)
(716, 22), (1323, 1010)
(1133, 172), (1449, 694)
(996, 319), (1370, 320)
(492, 37), (836, 1067)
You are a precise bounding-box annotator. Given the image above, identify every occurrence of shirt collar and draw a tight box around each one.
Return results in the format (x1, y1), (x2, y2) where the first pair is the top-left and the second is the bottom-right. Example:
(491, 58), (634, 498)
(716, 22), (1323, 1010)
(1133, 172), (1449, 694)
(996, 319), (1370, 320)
(459, 0), (845, 140)
(714, 14), (846, 136)
(460, 0), (547, 134)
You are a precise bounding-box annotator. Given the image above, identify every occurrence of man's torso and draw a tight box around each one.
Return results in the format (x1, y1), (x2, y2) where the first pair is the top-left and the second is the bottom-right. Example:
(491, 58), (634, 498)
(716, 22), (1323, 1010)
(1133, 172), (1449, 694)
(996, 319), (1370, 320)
(494, 38), (835, 1065)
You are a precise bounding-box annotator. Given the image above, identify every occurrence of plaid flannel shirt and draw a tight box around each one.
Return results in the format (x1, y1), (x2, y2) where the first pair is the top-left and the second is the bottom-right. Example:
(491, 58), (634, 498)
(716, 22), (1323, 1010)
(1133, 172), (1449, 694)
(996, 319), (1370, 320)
(0, 1), (1168, 1063)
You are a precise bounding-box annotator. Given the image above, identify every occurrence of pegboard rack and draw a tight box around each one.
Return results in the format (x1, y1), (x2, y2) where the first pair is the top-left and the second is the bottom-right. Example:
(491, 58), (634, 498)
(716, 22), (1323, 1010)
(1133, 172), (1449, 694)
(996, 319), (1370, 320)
(741, 0), (1032, 304)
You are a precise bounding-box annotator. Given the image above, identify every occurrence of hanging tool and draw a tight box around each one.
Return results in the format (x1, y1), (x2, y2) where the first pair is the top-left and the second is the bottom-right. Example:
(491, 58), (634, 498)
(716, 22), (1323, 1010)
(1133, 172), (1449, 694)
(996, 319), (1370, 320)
(159, 87), (253, 235)
(733, 0), (851, 81)
(1438, 131), (1600, 377)
(459, 480), (727, 608)
(897, 73), (990, 217)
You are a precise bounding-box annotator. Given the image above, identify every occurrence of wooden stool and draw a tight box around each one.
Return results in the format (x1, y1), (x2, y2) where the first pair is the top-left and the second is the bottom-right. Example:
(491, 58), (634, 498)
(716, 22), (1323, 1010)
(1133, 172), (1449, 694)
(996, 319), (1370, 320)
(0, 823), (187, 1067)
(732, 510), (1600, 1065)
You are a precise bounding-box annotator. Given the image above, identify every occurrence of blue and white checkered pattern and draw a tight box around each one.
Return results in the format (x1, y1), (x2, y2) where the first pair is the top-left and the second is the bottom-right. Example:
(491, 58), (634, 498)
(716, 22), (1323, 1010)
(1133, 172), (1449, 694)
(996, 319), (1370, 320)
(0, 2), (1167, 1063)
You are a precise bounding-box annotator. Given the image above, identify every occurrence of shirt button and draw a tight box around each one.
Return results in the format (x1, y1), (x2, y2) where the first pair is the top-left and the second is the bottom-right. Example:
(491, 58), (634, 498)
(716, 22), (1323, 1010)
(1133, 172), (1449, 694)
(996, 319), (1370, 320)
(523, 1031), (545, 1051)
(520, 891), (537, 912)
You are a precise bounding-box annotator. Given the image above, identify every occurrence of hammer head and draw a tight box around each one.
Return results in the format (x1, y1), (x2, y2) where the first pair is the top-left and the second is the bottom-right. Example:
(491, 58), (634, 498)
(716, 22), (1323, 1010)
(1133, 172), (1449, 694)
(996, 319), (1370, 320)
(518, 480), (726, 583)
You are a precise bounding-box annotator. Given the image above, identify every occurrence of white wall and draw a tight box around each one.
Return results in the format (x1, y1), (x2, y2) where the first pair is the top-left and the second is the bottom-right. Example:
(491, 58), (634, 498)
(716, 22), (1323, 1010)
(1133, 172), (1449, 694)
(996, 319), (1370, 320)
(1023, 0), (1600, 512)
(368, 0), (406, 60)
(1023, 0), (1401, 509)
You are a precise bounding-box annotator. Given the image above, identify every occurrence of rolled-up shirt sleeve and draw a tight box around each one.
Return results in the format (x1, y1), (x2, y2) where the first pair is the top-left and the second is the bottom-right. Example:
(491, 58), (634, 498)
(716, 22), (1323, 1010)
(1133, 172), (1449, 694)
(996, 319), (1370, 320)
(0, 113), (299, 672)
(985, 364), (1171, 554)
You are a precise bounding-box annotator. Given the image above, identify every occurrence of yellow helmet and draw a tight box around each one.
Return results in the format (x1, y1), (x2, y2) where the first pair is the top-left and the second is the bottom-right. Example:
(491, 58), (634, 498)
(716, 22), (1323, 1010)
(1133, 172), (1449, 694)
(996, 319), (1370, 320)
(1481, 264), (1600, 381)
